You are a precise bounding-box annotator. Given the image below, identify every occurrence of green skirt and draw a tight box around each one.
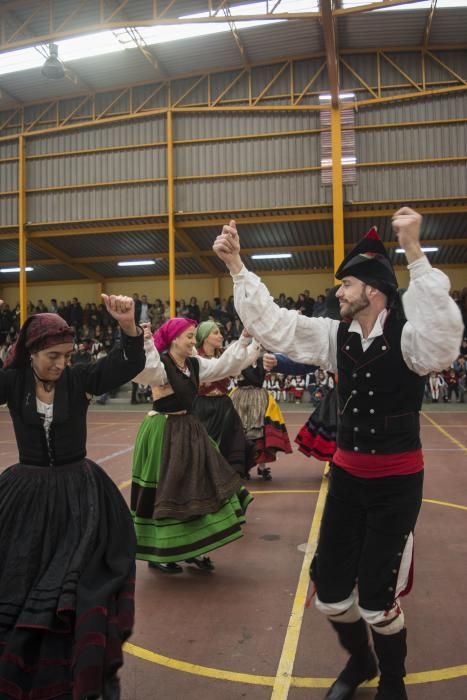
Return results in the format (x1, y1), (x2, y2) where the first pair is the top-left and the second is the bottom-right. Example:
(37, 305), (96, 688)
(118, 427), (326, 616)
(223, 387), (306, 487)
(131, 412), (253, 563)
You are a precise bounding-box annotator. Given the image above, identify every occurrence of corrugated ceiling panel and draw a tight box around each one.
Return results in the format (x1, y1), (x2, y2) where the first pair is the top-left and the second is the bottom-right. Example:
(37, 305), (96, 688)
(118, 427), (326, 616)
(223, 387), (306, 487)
(42, 229), (175, 258)
(429, 10), (467, 44)
(242, 20), (324, 64)
(338, 11), (426, 50)
(156, 34), (241, 77)
(7, 264), (88, 282)
(67, 51), (160, 91)
(26, 183), (167, 223)
(0, 241), (48, 263)
(190, 220), (332, 250)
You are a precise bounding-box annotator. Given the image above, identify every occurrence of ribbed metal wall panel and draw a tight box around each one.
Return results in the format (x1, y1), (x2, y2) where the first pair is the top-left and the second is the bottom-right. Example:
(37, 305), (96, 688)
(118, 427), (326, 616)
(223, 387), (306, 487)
(350, 161), (467, 201)
(26, 183), (167, 223)
(357, 123), (466, 162)
(356, 91), (467, 125)
(27, 118), (166, 155)
(27, 147), (166, 187)
(175, 172), (329, 212)
(175, 132), (320, 177)
(174, 110), (320, 140)
(0, 160), (17, 192)
(0, 196), (17, 225)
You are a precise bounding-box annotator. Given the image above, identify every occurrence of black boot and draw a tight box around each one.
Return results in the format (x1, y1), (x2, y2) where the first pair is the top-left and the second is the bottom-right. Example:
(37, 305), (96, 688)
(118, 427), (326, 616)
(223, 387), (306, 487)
(325, 618), (378, 700)
(103, 674), (120, 700)
(372, 628), (408, 699)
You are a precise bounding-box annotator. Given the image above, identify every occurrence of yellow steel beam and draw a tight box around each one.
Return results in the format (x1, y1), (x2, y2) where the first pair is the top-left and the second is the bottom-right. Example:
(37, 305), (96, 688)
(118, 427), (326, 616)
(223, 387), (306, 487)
(167, 110), (176, 318)
(320, 0), (340, 107)
(29, 238), (105, 283)
(18, 135), (27, 324)
(175, 228), (219, 275)
(335, 0), (426, 15)
(2, 237), (465, 271)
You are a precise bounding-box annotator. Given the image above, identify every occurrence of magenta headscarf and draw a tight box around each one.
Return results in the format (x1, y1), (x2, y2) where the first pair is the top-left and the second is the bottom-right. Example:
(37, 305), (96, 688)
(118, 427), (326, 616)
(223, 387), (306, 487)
(153, 318), (197, 353)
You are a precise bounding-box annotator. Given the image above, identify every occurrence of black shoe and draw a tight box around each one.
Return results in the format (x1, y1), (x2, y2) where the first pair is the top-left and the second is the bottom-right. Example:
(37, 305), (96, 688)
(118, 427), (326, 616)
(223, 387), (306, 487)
(257, 466), (272, 481)
(325, 648), (378, 699)
(375, 679), (408, 699)
(185, 556), (215, 571)
(148, 561), (183, 573)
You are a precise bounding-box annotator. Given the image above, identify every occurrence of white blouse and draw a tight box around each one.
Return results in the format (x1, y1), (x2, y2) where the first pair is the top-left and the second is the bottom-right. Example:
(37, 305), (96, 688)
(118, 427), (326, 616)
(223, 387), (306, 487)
(133, 335), (262, 387)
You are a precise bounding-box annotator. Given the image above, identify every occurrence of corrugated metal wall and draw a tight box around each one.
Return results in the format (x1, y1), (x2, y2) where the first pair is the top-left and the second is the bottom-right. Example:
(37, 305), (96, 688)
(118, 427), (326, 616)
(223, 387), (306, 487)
(0, 58), (466, 226)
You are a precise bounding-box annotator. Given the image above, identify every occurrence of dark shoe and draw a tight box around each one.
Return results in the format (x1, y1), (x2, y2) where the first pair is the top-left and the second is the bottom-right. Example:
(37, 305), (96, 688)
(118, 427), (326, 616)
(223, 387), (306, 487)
(148, 561), (183, 573)
(257, 466), (272, 481)
(375, 679), (408, 699)
(185, 556), (215, 571)
(325, 647), (378, 699)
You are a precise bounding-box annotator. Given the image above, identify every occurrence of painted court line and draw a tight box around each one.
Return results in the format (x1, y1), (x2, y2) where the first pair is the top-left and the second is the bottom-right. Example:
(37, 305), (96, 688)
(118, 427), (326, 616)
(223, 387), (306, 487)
(271, 467), (329, 699)
(421, 412), (467, 453)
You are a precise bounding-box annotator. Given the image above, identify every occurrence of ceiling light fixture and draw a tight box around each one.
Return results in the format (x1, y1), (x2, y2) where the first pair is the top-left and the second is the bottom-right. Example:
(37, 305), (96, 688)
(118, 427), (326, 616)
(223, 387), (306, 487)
(0, 266), (34, 272)
(395, 247), (439, 253)
(251, 253), (293, 259)
(41, 43), (65, 79)
(118, 260), (157, 267)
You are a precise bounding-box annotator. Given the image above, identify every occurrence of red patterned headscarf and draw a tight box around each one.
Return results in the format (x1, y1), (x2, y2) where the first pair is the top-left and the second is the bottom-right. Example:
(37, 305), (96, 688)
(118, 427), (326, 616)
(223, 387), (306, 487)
(4, 313), (75, 369)
(153, 318), (197, 353)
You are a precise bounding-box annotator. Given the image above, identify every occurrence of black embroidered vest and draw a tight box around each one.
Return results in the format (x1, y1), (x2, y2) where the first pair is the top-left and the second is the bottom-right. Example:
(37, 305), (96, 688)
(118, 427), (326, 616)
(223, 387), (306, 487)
(336, 312), (426, 455)
(152, 354), (200, 413)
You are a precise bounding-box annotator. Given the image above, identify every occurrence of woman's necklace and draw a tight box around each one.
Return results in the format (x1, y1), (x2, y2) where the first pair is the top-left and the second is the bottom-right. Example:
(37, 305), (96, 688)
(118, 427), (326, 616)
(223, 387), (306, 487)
(32, 369), (55, 393)
(169, 353), (188, 373)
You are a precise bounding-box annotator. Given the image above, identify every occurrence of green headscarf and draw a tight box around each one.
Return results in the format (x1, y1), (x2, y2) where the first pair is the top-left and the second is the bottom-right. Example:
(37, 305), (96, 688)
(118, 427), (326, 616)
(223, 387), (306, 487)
(196, 320), (220, 348)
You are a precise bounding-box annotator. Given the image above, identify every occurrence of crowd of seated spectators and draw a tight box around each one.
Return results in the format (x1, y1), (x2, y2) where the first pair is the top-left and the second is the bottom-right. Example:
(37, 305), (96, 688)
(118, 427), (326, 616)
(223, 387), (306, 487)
(1, 288), (466, 406)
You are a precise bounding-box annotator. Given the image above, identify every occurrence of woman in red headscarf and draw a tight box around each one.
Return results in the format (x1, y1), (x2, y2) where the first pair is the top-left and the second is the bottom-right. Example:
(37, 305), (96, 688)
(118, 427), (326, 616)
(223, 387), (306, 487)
(131, 318), (260, 573)
(0, 296), (145, 700)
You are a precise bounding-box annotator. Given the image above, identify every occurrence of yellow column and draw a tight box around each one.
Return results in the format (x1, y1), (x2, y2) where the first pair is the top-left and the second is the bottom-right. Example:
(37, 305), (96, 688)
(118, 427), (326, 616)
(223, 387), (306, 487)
(18, 135), (27, 325)
(167, 110), (176, 318)
(213, 276), (220, 300)
(331, 104), (345, 276)
(96, 281), (105, 303)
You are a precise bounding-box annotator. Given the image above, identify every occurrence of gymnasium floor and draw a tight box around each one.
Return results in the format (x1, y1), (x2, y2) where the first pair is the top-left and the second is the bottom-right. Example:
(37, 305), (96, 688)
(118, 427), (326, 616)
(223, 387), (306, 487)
(1, 403), (466, 699)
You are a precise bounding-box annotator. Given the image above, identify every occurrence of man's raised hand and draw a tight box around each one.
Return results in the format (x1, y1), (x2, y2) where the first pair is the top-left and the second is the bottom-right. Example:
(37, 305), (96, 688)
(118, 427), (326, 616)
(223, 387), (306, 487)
(213, 219), (243, 274)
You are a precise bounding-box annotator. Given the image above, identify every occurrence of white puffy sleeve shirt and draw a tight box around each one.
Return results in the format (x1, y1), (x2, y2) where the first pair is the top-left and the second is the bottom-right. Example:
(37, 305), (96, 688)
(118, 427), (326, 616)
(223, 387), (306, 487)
(232, 256), (463, 376)
(133, 335), (262, 387)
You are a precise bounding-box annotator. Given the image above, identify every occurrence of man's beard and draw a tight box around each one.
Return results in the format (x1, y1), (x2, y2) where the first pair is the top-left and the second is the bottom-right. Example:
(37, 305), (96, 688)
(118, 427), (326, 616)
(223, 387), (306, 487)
(339, 289), (370, 318)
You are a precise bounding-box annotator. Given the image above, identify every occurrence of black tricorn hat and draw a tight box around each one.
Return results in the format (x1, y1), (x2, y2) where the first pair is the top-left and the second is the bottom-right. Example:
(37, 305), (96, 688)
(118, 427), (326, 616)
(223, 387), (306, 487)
(335, 226), (397, 295)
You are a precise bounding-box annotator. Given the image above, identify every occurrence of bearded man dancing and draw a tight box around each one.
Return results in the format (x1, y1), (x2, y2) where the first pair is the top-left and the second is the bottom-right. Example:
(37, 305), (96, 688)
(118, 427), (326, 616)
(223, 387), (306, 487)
(213, 207), (463, 700)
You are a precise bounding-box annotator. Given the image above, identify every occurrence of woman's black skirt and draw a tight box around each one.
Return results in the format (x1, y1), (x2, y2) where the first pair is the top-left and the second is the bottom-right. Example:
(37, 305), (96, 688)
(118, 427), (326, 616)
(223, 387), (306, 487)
(0, 459), (136, 699)
(192, 395), (256, 476)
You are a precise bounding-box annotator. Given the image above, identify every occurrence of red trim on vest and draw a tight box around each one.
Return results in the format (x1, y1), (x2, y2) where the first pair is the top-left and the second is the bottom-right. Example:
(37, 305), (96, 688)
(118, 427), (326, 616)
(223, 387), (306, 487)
(333, 448), (423, 478)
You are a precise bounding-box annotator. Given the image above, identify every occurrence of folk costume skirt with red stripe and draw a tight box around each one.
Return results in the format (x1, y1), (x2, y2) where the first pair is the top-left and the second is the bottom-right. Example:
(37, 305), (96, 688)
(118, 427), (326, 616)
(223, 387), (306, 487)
(230, 387), (292, 466)
(0, 459), (136, 700)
